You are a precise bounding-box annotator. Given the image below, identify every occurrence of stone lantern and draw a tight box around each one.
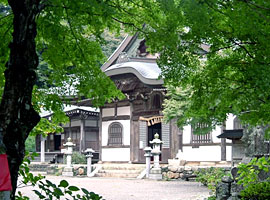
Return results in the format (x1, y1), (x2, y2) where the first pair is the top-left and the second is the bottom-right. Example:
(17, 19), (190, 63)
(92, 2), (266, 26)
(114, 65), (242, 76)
(149, 133), (163, 180)
(62, 137), (75, 176)
(144, 146), (152, 178)
(85, 148), (95, 177)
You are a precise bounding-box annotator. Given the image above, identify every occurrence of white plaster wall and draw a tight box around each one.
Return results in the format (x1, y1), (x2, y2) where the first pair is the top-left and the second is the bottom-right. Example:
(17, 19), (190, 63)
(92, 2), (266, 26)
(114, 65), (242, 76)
(183, 125), (191, 144)
(102, 108), (114, 117)
(101, 120), (130, 146)
(117, 106), (130, 116)
(212, 126), (222, 143)
(226, 113), (235, 130)
(226, 146), (232, 161)
(102, 148), (130, 161)
(181, 146), (222, 161)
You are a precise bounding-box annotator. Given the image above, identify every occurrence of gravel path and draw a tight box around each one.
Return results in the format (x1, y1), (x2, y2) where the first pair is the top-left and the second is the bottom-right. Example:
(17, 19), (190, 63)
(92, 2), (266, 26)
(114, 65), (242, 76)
(17, 176), (210, 200)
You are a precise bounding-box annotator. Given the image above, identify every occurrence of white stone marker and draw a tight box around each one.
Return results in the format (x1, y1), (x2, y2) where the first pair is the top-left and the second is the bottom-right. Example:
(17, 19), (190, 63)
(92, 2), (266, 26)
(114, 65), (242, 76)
(40, 135), (46, 163)
(85, 148), (95, 177)
(144, 146), (152, 178)
(62, 137), (75, 176)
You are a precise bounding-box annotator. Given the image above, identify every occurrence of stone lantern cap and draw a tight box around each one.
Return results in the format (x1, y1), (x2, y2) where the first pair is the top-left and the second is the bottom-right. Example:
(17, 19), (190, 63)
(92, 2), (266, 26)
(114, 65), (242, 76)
(63, 137), (76, 147)
(144, 146), (152, 157)
(85, 148), (95, 153)
(150, 133), (163, 144)
(144, 146), (152, 152)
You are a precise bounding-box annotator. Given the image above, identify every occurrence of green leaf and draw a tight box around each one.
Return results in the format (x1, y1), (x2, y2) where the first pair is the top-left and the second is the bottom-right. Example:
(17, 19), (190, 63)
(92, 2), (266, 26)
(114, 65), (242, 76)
(68, 186), (80, 191)
(81, 188), (89, 195)
(54, 188), (64, 196)
(59, 180), (69, 188)
(33, 190), (46, 199)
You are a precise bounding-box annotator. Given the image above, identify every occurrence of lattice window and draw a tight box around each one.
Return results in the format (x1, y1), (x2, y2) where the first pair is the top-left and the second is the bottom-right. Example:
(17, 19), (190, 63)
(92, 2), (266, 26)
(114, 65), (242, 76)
(191, 123), (212, 144)
(108, 122), (123, 146)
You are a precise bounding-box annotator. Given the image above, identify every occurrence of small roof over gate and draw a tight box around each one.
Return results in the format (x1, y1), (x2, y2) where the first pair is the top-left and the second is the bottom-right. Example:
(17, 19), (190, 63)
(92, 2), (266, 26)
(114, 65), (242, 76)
(217, 129), (243, 140)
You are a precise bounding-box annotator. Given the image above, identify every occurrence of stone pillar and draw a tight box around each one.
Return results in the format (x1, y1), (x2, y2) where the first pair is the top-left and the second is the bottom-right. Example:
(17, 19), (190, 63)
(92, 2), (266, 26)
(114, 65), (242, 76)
(62, 138), (75, 176)
(149, 133), (163, 180)
(85, 148), (94, 177)
(216, 176), (233, 200)
(144, 147), (152, 178)
(40, 135), (46, 163)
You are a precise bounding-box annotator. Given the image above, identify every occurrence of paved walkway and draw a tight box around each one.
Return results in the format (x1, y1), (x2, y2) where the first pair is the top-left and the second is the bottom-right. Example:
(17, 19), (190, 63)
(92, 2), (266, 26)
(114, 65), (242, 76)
(17, 176), (210, 200)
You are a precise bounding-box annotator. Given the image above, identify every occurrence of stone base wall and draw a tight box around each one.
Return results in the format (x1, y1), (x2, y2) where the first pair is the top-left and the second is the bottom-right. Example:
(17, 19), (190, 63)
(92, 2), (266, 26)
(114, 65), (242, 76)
(161, 159), (231, 180)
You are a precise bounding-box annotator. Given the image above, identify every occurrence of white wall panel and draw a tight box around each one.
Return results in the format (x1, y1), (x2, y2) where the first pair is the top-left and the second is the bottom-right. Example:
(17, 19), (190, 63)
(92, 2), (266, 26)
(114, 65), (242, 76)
(102, 148), (130, 161)
(226, 114), (235, 130)
(181, 146), (221, 161)
(117, 106), (130, 116)
(183, 125), (191, 144)
(102, 108), (114, 117)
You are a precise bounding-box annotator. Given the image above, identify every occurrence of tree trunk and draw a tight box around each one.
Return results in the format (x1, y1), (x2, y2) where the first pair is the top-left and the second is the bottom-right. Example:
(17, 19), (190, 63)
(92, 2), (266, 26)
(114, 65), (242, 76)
(0, 1), (41, 199)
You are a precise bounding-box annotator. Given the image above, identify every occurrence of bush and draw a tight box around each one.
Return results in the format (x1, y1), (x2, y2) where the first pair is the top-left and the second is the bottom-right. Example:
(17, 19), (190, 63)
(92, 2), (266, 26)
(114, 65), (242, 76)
(240, 181), (270, 200)
(195, 167), (230, 194)
(237, 156), (270, 187)
(237, 156), (270, 200)
(71, 152), (87, 164)
(25, 136), (36, 152)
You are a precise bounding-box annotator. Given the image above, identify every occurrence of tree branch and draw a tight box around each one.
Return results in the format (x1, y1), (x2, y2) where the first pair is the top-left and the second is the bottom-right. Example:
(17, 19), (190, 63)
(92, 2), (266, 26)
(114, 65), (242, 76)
(63, 2), (87, 62)
(241, 0), (270, 10)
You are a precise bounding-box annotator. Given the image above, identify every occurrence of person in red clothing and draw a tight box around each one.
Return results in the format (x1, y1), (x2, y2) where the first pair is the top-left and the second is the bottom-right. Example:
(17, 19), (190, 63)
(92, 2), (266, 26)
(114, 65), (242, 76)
(0, 154), (12, 192)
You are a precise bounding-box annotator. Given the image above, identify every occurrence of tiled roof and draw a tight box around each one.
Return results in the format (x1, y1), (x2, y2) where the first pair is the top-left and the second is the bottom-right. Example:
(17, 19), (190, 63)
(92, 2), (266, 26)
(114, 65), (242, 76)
(104, 61), (163, 85)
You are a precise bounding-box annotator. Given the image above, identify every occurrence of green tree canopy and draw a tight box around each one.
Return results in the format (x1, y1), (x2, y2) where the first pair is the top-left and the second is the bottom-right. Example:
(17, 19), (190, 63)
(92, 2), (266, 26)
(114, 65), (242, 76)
(145, 0), (270, 134)
(0, 0), (161, 198)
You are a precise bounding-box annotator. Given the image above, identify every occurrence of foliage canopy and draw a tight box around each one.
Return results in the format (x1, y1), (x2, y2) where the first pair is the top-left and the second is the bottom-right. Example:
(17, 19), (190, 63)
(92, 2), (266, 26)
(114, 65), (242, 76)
(0, 0), (157, 135)
(145, 0), (270, 133)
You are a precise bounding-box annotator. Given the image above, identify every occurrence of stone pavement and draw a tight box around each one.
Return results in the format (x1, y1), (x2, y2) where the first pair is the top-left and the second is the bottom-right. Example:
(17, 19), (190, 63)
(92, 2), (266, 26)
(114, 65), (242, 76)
(17, 175), (210, 200)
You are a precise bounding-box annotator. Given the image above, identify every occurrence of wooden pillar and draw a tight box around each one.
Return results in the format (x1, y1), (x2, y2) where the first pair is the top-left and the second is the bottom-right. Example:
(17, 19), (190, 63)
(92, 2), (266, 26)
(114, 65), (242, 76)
(170, 119), (180, 159)
(130, 101), (134, 162)
(80, 118), (85, 152)
(99, 109), (103, 161)
(69, 117), (72, 138)
(221, 123), (226, 161)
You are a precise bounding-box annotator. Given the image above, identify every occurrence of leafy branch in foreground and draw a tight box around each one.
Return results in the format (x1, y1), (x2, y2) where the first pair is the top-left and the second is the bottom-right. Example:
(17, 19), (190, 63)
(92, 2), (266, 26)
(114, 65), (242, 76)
(16, 152), (103, 200)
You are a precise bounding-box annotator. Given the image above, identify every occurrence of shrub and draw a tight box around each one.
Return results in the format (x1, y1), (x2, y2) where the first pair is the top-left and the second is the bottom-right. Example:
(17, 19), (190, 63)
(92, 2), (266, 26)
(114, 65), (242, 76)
(237, 156), (270, 186)
(71, 152), (86, 164)
(240, 181), (270, 200)
(237, 156), (270, 200)
(195, 167), (230, 194)
(25, 136), (36, 152)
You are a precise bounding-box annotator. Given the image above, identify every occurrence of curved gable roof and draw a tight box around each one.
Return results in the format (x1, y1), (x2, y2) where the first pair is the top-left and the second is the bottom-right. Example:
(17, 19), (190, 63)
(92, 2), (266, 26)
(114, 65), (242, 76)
(104, 61), (163, 85)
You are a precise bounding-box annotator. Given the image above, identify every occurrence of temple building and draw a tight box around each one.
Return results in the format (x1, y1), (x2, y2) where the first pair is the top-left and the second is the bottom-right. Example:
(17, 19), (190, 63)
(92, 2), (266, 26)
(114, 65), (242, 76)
(99, 34), (237, 163)
(36, 106), (100, 162)
(36, 34), (243, 165)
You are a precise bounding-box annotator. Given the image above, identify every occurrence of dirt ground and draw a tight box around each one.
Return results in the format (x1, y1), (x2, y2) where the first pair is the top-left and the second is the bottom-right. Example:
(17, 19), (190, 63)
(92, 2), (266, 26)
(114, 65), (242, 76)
(17, 175), (210, 200)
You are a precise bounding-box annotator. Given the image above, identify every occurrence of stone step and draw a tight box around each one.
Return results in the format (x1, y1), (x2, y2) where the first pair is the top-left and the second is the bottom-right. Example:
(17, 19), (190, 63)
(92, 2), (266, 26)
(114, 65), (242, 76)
(95, 173), (139, 178)
(98, 169), (142, 174)
(101, 164), (145, 170)
(29, 164), (50, 172)
(93, 164), (145, 178)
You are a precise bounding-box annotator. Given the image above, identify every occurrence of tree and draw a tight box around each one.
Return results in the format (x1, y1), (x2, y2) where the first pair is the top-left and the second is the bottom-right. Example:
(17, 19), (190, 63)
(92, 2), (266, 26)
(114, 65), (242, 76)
(0, 0), (159, 198)
(145, 0), (270, 135)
